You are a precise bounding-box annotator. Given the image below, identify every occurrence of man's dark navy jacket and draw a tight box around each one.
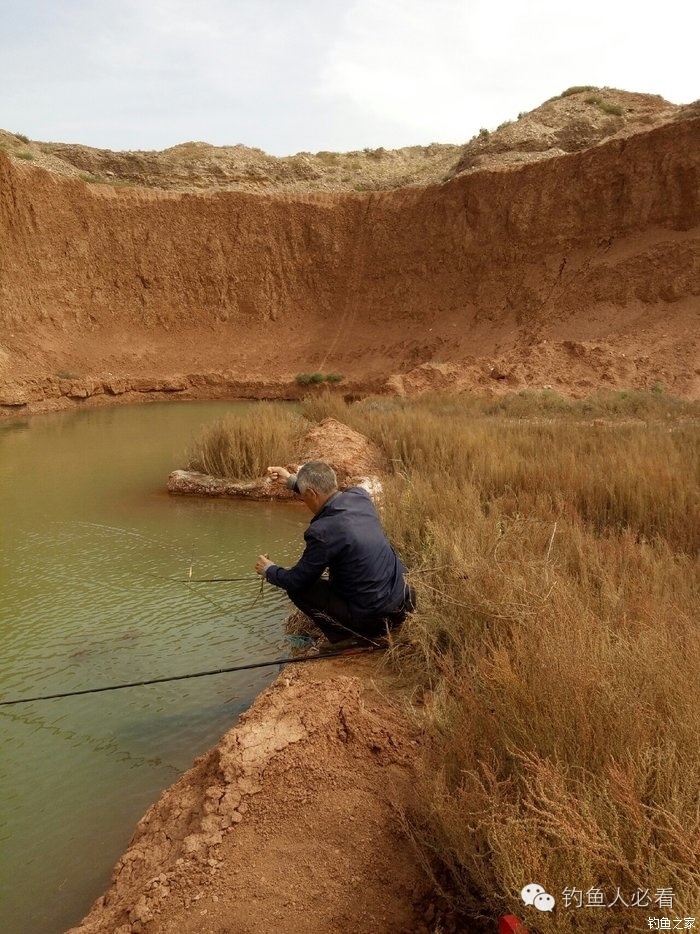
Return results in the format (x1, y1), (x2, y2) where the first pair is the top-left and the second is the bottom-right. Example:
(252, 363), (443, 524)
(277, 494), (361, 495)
(265, 487), (408, 619)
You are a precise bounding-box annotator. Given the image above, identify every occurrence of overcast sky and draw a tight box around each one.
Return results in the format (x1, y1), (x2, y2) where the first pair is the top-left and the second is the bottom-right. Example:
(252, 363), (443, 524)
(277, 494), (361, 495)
(1, 0), (697, 154)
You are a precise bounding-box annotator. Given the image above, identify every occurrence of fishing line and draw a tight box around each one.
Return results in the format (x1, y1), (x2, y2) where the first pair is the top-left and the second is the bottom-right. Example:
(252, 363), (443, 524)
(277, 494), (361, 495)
(0, 645), (384, 707)
(1, 705), (181, 774)
(67, 522), (241, 619)
(141, 568), (237, 619)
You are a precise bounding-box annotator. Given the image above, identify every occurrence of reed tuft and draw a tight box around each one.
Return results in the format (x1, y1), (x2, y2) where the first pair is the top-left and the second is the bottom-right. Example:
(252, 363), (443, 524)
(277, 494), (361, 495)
(187, 404), (306, 480)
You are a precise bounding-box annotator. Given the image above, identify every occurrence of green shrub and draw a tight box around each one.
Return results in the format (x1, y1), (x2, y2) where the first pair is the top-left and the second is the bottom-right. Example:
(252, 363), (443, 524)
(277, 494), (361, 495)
(600, 101), (624, 116)
(560, 84), (598, 97)
(585, 97), (624, 117)
(296, 371), (344, 386)
(15, 151), (34, 160)
(14, 132), (29, 144)
(478, 127), (489, 137)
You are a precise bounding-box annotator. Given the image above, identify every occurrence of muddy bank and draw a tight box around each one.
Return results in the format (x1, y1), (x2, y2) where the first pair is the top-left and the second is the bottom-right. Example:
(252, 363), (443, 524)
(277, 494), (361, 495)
(4, 329), (699, 420)
(0, 372), (385, 419)
(68, 656), (434, 934)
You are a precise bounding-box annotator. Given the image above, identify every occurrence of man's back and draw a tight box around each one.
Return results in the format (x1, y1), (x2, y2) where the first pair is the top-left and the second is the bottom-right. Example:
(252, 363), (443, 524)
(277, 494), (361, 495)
(310, 487), (407, 617)
(266, 486), (408, 618)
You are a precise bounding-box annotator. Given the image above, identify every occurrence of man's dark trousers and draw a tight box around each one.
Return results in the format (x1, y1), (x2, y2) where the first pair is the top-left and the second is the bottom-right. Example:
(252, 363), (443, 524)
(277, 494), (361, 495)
(288, 579), (416, 643)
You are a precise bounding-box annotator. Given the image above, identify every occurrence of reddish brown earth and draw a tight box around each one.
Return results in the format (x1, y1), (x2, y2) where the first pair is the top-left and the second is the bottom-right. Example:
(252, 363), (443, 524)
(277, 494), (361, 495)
(68, 657), (435, 934)
(1, 90), (699, 417)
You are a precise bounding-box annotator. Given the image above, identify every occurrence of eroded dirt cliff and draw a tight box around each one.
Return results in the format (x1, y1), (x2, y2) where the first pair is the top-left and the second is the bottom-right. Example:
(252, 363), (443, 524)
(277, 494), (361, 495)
(1, 107), (699, 412)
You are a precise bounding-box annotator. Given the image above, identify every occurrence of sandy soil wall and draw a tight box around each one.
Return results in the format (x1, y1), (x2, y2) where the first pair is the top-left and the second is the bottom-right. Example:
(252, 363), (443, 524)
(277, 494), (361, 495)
(1, 117), (699, 406)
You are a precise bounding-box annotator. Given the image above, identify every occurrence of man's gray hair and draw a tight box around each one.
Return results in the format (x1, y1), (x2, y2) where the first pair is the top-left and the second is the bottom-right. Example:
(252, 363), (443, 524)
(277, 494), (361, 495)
(296, 460), (338, 495)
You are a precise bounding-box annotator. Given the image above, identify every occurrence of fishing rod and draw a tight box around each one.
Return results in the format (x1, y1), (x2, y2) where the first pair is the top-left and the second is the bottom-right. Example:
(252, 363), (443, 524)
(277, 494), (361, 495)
(0, 644), (384, 708)
(171, 577), (260, 584)
(170, 565), (451, 585)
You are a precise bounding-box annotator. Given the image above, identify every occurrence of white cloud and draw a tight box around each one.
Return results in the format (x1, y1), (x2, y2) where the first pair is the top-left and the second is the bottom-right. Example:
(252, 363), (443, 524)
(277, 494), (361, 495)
(0, 0), (697, 152)
(321, 0), (699, 143)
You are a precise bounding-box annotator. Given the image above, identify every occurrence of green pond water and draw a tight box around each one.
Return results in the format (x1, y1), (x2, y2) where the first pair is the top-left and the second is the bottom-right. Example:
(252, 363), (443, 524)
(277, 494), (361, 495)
(0, 401), (305, 934)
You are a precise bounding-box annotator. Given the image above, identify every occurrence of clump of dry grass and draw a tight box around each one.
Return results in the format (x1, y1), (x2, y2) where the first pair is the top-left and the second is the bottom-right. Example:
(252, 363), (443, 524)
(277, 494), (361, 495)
(376, 411), (697, 554)
(366, 397), (700, 931)
(187, 404), (306, 480)
(301, 392), (356, 425)
(303, 387), (699, 427)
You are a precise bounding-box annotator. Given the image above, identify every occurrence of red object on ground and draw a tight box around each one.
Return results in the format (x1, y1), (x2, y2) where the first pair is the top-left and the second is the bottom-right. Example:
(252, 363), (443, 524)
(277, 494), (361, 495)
(499, 915), (530, 934)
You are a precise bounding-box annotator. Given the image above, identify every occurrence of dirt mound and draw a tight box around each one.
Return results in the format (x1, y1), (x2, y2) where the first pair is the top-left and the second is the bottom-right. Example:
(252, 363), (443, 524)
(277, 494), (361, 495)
(68, 658), (431, 934)
(388, 336), (700, 400)
(5, 133), (461, 194)
(2, 89), (691, 195)
(298, 417), (389, 485)
(449, 87), (678, 177)
(168, 417), (387, 500)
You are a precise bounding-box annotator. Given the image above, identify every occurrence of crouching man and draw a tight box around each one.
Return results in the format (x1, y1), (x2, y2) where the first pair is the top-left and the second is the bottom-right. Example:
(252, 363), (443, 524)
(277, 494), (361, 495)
(254, 460), (415, 644)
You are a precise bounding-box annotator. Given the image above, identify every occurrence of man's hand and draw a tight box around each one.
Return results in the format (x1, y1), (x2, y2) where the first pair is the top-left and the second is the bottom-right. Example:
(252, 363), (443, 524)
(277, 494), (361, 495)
(255, 554), (274, 577)
(267, 466), (291, 482)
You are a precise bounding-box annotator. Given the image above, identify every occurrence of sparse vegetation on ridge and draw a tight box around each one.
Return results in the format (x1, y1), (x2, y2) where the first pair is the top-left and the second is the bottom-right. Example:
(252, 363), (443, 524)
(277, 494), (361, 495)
(600, 101), (625, 116)
(585, 95), (625, 117)
(4, 88), (680, 195)
(559, 85), (599, 97)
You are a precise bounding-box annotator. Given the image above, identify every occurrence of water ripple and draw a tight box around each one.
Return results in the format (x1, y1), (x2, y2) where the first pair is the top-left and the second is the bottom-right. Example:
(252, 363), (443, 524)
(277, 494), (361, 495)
(0, 401), (305, 934)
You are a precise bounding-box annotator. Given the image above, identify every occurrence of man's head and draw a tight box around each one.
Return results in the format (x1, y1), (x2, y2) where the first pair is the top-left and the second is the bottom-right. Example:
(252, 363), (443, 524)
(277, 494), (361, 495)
(296, 460), (338, 514)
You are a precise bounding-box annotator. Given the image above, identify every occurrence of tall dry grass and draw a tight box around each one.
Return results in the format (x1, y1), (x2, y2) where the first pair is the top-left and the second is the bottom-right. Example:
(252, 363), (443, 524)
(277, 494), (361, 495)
(302, 386), (699, 424)
(304, 391), (699, 553)
(187, 404), (306, 480)
(363, 398), (700, 932)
